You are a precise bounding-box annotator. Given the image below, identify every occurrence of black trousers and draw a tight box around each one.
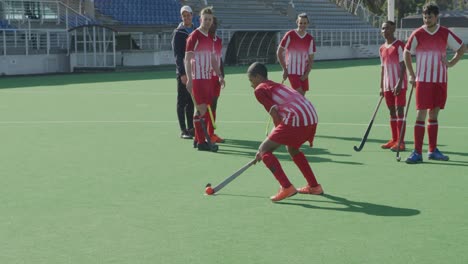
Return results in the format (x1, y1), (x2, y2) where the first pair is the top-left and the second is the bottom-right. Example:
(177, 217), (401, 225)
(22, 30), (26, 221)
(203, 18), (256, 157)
(176, 75), (194, 131)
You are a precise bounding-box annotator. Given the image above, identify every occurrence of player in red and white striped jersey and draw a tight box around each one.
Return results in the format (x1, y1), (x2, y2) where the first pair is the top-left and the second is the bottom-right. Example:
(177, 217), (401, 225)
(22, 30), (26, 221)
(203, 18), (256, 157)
(207, 16), (225, 144)
(277, 13), (316, 95)
(185, 7), (225, 151)
(247, 62), (323, 202)
(404, 3), (465, 164)
(379, 21), (407, 151)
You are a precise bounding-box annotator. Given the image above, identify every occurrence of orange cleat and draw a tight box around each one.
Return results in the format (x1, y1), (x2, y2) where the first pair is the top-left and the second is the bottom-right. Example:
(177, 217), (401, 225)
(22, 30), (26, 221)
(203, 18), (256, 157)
(381, 139), (396, 149)
(210, 134), (225, 143)
(297, 184), (324, 195)
(390, 142), (405, 152)
(270, 185), (297, 202)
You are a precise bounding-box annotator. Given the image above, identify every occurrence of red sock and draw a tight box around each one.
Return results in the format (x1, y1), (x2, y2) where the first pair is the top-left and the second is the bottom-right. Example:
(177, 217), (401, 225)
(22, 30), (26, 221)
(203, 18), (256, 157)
(262, 152), (292, 188)
(397, 113), (405, 143)
(427, 119), (438, 152)
(414, 121), (425, 154)
(292, 152), (318, 187)
(390, 115), (398, 141)
(193, 115), (205, 144)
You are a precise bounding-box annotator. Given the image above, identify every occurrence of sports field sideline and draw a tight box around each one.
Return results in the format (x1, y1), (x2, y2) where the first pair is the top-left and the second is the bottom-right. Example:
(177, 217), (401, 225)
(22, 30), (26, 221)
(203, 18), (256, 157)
(0, 57), (467, 264)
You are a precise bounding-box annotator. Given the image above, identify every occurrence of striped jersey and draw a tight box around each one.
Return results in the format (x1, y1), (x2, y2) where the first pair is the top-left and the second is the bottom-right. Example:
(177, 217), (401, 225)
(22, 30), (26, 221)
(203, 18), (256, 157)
(379, 40), (407, 92)
(185, 28), (214, 80)
(255, 80), (318, 127)
(212, 35), (222, 77)
(405, 25), (463, 83)
(279, 30), (316, 76)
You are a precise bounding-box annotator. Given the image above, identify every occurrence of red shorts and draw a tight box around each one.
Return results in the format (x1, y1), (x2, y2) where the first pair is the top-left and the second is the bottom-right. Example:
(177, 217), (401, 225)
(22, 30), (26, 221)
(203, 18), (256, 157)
(211, 76), (221, 98)
(288, 75), (309, 92)
(384, 89), (407, 107)
(268, 123), (317, 149)
(415, 82), (447, 110)
(192, 79), (213, 105)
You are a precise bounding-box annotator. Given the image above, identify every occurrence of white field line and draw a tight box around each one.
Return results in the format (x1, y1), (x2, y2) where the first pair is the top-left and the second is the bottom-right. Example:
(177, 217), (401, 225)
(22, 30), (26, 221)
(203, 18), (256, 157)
(1, 90), (468, 98)
(0, 120), (467, 129)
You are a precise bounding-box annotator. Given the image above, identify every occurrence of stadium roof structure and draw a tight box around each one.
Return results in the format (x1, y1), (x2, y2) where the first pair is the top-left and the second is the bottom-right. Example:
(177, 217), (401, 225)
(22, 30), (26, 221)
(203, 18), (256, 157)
(401, 10), (468, 28)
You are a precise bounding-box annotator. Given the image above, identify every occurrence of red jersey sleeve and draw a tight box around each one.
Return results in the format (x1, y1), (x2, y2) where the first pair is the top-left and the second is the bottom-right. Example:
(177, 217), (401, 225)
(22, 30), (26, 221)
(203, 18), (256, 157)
(254, 86), (275, 113)
(185, 31), (197, 52)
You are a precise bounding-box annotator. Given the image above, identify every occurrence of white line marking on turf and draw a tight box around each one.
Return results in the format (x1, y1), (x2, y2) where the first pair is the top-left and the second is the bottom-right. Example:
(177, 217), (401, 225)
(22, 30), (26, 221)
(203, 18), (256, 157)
(0, 120), (467, 129)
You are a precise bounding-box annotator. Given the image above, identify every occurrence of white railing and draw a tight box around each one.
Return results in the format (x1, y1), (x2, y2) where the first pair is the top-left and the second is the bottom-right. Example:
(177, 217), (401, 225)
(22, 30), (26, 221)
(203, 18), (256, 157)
(0, 27), (416, 56)
(118, 28), (419, 52)
(0, 28), (68, 55)
(332, 0), (386, 28)
(1, 0), (92, 30)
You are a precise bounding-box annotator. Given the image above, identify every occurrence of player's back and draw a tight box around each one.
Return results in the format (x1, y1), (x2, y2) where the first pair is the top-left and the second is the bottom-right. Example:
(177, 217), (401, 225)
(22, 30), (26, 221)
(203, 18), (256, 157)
(257, 80), (318, 127)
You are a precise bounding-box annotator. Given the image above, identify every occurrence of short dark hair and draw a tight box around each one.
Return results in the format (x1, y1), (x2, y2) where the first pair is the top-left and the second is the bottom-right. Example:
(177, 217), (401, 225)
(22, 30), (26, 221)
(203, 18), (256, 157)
(247, 62), (268, 79)
(384, 20), (395, 26)
(422, 2), (439, 16)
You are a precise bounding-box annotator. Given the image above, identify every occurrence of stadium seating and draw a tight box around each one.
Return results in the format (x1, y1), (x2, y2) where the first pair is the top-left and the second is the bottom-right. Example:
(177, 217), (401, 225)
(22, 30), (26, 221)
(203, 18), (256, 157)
(0, 20), (14, 29)
(93, 0), (181, 25)
(292, 0), (375, 29)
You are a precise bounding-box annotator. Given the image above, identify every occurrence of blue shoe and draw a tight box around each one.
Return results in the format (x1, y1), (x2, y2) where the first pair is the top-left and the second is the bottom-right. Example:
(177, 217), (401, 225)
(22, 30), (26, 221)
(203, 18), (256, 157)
(428, 148), (449, 161)
(406, 150), (423, 164)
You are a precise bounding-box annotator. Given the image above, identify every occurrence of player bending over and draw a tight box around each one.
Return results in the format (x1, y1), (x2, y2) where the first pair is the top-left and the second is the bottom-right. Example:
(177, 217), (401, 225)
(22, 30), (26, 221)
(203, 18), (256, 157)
(379, 20), (408, 151)
(247, 62), (323, 202)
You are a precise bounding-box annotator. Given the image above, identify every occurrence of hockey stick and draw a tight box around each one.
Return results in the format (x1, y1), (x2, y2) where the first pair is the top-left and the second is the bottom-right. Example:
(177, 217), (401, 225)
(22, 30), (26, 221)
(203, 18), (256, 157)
(205, 159), (256, 195)
(353, 96), (384, 152)
(207, 104), (216, 130)
(396, 83), (415, 162)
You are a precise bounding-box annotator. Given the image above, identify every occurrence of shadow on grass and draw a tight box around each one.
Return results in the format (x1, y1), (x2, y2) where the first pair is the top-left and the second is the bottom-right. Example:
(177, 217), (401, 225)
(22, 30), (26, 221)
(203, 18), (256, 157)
(317, 134), (417, 147)
(218, 138), (364, 165)
(217, 193), (420, 217)
(278, 193), (421, 217)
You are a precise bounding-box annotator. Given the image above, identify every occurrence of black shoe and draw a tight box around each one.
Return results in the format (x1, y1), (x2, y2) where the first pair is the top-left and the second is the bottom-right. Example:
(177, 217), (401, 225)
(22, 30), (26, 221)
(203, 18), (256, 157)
(197, 142), (219, 152)
(187, 128), (195, 137)
(197, 142), (211, 151)
(180, 130), (193, 139)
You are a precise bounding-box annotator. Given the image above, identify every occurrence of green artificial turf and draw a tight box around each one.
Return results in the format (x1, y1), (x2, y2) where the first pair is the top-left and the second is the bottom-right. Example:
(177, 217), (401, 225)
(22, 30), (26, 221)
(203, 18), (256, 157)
(0, 58), (467, 264)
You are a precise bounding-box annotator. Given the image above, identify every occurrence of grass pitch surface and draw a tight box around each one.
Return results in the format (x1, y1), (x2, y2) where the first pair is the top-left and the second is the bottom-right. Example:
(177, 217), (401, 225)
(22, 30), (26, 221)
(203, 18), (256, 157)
(0, 58), (467, 264)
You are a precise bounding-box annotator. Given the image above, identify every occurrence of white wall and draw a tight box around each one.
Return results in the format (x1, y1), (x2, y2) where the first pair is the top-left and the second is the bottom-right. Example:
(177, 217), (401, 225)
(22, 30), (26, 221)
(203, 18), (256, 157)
(0, 54), (70, 75)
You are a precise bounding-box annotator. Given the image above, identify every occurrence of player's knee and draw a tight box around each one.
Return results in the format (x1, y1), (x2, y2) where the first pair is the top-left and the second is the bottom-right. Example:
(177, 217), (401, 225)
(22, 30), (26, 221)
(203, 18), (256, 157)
(287, 146), (300, 157)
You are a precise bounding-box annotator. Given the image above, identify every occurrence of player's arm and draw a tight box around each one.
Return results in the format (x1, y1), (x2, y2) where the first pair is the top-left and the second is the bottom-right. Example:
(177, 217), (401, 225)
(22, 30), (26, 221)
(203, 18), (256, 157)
(404, 35), (417, 84)
(269, 106), (282, 127)
(172, 31), (187, 82)
(394, 61), (406, 96)
(277, 46), (288, 81)
(184, 51), (194, 94)
(211, 53), (225, 88)
(404, 50), (415, 85)
(301, 53), (314, 81)
(380, 65), (384, 96)
(447, 43), (466, 68)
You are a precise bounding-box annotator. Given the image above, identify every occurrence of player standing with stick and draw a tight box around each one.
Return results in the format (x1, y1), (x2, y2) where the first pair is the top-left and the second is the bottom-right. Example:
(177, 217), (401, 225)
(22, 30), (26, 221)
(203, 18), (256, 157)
(248, 62), (323, 202)
(207, 16), (225, 144)
(185, 7), (225, 151)
(404, 2), (465, 164)
(379, 21), (408, 152)
(277, 13), (316, 96)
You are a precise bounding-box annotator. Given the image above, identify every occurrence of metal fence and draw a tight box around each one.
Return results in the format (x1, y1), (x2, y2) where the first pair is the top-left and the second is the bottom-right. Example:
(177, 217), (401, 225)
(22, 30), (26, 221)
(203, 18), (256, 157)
(0, 27), (416, 56)
(0, 28), (68, 55)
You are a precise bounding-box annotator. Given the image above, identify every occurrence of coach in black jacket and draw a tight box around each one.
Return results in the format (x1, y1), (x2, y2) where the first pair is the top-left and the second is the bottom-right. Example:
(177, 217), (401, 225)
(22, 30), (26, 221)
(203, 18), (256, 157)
(172, 5), (196, 139)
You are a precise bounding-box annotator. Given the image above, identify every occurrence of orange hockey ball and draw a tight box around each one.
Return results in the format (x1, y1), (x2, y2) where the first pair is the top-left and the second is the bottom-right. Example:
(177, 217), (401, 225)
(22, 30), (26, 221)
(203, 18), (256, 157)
(205, 187), (214, 195)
